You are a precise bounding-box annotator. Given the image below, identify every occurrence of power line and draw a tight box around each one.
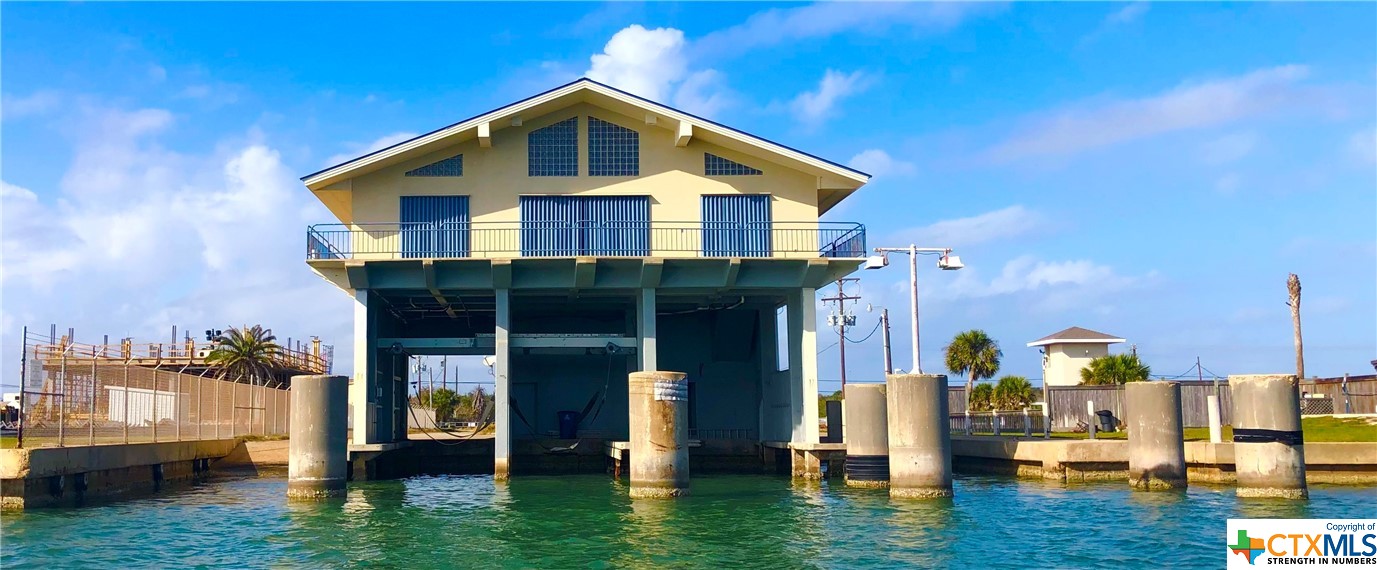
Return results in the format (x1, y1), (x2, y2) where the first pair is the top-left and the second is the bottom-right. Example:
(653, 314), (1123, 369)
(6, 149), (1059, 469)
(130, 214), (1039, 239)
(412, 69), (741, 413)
(844, 319), (882, 344)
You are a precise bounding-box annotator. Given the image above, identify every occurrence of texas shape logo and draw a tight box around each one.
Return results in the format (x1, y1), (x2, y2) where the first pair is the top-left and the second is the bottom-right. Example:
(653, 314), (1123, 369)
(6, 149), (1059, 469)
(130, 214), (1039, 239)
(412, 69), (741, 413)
(1229, 529), (1266, 565)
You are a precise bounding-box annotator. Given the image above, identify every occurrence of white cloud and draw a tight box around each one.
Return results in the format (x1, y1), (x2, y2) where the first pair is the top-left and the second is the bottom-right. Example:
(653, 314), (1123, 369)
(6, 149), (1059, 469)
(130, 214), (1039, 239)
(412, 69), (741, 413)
(581, 4), (988, 118)
(987, 65), (1313, 161)
(693, 3), (989, 60)
(1, 103), (353, 381)
(1215, 173), (1241, 194)
(1200, 132), (1259, 164)
(932, 255), (1152, 314)
(891, 205), (1049, 248)
(1105, 2), (1149, 26)
(847, 149), (916, 179)
(1080, 2), (1149, 46)
(984, 256), (1134, 296)
(1348, 126), (1376, 164)
(174, 82), (241, 108)
(148, 65), (168, 82)
(586, 25), (688, 102)
(1, 90), (62, 120)
(672, 69), (732, 118)
(583, 25), (734, 118)
(790, 69), (873, 127)
(325, 131), (419, 168)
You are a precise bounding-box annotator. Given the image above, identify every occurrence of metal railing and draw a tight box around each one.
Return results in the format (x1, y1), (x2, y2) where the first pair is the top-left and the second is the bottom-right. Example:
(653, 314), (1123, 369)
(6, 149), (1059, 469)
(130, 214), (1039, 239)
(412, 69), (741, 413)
(306, 221), (866, 260)
(15, 330), (292, 448)
(29, 337), (329, 376)
(949, 409), (1050, 438)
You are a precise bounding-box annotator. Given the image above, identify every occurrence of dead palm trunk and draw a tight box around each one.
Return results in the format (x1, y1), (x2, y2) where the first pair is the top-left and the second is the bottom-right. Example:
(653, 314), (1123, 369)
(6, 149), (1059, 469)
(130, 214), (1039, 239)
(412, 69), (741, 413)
(1287, 273), (1304, 380)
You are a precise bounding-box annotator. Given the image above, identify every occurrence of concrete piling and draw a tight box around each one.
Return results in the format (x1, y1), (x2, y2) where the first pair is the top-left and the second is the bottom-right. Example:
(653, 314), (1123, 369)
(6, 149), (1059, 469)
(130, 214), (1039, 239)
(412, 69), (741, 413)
(287, 375), (348, 499)
(1230, 374), (1308, 499)
(1125, 382), (1187, 490)
(843, 383), (889, 488)
(886, 374), (952, 499)
(1207, 394), (1223, 443)
(628, 371), (690, 498)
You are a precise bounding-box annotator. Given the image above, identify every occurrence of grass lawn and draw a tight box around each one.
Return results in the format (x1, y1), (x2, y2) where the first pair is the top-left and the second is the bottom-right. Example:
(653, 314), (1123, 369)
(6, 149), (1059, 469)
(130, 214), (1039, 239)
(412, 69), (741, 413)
(1008, 416), (1377, 442)
(1, 435), (15, 449)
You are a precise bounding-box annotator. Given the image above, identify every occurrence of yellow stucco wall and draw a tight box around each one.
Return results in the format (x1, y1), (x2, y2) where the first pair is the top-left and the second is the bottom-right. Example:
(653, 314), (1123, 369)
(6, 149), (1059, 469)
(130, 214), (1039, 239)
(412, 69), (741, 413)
(339, 103), (829, 259)
(1042, 343), (1112, 387)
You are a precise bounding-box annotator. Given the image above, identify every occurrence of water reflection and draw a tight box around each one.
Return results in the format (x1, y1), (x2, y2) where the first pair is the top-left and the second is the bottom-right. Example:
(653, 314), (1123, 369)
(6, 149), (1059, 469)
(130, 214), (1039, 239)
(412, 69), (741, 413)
(615, 497), (679, 567)
(886, 496), (956, 566)
(3, 474), (1373, 569)
(1126, 485), (1190, 528)
(1236, 495), (1313, 520)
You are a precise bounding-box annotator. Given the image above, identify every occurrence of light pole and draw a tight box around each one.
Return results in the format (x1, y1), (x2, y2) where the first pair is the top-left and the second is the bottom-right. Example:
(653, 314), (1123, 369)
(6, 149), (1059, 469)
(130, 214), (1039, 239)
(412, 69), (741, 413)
(865, 246), (963, 374)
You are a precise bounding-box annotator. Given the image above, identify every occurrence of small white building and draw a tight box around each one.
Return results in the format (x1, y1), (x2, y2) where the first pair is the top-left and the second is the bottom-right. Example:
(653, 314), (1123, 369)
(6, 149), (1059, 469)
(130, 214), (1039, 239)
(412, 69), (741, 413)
(1027, 327), (1126, 387)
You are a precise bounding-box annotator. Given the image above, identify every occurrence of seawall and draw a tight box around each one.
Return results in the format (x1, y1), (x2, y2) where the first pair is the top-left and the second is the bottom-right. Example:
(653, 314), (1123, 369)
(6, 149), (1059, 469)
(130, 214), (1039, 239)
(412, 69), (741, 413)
(0, 438), (285, 510)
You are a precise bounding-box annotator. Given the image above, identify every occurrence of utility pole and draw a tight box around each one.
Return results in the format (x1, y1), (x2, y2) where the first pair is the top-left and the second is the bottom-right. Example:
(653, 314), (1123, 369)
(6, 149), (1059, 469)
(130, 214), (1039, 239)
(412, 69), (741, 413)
(880, 309), (893, 375)
(822, 278), (860, 392)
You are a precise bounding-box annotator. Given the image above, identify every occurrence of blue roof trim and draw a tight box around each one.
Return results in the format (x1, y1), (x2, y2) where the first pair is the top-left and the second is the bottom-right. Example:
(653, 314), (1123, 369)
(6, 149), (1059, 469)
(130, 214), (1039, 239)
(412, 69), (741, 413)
(301, 77), (871, 181)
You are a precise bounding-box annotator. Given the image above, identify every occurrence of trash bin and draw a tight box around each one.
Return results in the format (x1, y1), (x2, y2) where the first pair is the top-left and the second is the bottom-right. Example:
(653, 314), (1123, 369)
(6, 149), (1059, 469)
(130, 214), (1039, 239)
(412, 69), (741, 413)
(557, 411), (580, 439)
(1094, 410), (1116, 433)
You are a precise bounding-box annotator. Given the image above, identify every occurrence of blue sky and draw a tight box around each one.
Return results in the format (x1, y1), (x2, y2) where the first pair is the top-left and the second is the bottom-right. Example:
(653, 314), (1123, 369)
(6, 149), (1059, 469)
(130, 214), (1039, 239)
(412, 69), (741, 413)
(2, 2), (1374, 392)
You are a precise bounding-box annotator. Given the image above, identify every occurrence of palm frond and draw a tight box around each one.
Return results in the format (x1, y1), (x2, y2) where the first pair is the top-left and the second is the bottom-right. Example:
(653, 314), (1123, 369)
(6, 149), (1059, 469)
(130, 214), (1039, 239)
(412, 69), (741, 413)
(206, 325), (283, 384)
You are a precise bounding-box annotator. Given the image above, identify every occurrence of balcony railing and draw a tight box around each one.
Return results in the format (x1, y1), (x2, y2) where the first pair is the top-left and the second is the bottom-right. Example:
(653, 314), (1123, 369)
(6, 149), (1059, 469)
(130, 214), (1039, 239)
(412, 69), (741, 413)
(306, 221), (865, 260)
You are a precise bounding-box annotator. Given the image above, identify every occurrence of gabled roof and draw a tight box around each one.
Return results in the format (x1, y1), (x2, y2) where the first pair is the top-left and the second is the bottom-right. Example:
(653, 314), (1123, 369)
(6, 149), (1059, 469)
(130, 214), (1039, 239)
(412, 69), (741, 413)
(302, 78), (870, 202)
(1026, 326), (1126, 348)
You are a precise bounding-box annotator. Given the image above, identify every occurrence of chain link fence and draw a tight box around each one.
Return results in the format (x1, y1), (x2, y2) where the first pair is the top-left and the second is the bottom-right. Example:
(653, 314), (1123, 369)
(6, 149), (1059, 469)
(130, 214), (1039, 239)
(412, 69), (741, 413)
(16, 331), (291, 448)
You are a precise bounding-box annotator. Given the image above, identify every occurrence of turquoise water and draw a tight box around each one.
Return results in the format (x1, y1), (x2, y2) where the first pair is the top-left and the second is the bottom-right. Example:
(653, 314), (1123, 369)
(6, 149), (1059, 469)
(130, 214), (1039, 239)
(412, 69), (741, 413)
(2, 472), (1371, 568)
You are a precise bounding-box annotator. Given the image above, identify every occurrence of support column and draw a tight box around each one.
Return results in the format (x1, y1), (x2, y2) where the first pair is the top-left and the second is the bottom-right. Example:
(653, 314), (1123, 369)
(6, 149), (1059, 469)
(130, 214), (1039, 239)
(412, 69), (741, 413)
(1126, 382), (1186, 490)
(1207, 394), (1223, 443)
(1230, 374), (1307, 499)
(493, 288), (511, 480)
(636, 288), (657, 371)
(287, 375), (348, 499)
(886, 374), (952, 498)
(628, 371), (689, 498)
(844, 383), (889, 488)
(351, 289), (377, 446)
(786, 288), (819, 444)
(757, 307), (775, 442)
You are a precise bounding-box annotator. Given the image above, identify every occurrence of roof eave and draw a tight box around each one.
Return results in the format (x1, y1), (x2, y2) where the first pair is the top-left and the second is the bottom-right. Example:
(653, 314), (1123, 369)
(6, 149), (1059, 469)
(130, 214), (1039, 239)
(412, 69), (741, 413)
(302, 78), (871, 191)
(1026, 338), (1127, 348)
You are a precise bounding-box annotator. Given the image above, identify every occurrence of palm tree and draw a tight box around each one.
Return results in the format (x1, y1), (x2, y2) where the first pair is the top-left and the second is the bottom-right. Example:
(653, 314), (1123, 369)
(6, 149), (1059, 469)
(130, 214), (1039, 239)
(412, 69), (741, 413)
(206, 325), (283, 386)
(968, 383), (995, 412)
(1079, 353), (1151, 385)
(992, 375), (1035, 411)
(944, 329), (1002, 406)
